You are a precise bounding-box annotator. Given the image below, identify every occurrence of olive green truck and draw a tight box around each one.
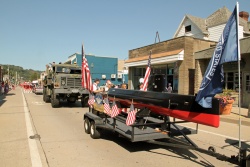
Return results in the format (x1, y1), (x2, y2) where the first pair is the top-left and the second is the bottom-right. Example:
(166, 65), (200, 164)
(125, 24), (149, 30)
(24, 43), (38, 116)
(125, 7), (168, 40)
(43, 63), (89, 108)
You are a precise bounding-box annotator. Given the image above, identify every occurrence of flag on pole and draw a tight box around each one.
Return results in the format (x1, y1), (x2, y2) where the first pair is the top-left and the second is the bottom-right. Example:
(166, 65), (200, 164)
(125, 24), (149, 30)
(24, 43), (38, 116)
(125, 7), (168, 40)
(142, 51), (152, 91)
(81, 43), (92, 92)
(126, 103), (136, 126)
(103, 98), (111, 115)
(195, 6), (239, 108)
(111, 101), (120, 118)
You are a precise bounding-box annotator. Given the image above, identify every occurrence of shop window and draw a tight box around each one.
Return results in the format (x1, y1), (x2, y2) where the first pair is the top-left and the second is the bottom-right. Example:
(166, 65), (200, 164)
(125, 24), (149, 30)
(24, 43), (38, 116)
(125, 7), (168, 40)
(245, 74), (250, 92)
(224, 72), (242, 91)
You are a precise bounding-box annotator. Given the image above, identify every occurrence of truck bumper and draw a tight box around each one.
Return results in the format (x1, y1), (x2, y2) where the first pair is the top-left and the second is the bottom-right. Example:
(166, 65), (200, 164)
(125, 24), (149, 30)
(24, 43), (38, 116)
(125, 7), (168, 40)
(54, 88), (89, 95)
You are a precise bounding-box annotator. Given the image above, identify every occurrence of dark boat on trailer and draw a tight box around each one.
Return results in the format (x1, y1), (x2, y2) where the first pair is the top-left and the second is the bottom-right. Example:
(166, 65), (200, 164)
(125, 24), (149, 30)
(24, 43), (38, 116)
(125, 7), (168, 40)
(107, 88), (220, 128)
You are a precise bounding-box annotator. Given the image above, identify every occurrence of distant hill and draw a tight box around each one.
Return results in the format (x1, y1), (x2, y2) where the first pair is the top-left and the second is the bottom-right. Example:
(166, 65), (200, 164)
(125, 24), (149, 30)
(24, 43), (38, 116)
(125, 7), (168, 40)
(0, 64), (43, 82)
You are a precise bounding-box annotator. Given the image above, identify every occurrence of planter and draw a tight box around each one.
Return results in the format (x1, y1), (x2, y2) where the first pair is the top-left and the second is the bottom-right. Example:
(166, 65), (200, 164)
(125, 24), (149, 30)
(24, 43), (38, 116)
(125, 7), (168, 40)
(219, 99), (234, 115)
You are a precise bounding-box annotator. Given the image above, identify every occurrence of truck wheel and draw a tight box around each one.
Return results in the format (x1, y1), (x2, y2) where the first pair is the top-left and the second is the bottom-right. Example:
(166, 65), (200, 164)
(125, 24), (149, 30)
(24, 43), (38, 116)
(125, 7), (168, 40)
(90, 121), (100, 139)
(84, 118), (91, 134)
(51, 90), (60, 108)
(81, 96), (89, 107)
(43, 88), (45, 101)
(43, 88), (50, 103)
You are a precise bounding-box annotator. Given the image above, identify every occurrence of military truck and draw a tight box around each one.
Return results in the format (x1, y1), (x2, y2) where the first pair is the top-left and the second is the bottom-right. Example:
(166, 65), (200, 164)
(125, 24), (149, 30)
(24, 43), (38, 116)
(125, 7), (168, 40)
(43, 63), (89, 108)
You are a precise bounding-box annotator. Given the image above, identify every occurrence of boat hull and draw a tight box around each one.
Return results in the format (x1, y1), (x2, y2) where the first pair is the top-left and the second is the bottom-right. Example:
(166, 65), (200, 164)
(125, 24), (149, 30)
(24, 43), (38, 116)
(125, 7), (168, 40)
(107, 88), (220, 127)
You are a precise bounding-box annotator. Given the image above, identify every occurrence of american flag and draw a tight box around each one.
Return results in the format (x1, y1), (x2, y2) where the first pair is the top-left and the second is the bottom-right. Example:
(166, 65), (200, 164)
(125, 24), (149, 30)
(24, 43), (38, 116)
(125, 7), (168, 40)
(111, 101), (120, 118)
(88, 94), (95, 108)
(103, 98), (111, 115)
(81, 43), (92, 92)
(142, 51), (151, 91)
(126, 103), (136, 126)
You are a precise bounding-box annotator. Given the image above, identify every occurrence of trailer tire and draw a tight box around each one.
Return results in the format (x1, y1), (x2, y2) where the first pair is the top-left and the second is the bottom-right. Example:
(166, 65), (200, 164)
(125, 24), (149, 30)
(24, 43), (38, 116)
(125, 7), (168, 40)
(84, 118), (91, 134)
(90, 121), (100, 139)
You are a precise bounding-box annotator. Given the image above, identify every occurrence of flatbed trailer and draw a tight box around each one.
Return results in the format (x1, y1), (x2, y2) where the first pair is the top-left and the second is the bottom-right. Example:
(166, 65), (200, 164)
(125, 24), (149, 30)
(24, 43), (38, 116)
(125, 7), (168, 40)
(83, 106), (249, 166)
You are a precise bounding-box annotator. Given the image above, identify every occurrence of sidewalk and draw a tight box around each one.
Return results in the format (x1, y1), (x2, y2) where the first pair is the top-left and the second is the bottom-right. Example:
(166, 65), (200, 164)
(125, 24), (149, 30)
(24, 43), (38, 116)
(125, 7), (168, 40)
(0, 86), (33, 167)
(220, 105), (250, 126)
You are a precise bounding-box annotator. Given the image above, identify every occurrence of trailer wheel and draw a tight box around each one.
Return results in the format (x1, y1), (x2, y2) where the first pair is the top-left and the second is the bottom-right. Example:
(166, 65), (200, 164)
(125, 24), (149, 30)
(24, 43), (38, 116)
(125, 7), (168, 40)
(90, 121), (100, 139)
(84, 118), (91, 134)
(208, 146), (216, 153)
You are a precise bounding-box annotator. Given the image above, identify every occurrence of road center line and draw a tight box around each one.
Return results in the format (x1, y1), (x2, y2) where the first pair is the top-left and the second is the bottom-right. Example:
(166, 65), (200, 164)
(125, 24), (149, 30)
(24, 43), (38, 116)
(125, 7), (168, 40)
(22, 90), (43, 167)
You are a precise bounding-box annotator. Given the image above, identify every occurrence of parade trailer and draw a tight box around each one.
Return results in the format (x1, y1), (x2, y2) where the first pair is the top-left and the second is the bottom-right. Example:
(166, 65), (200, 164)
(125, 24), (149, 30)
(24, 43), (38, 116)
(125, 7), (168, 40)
(83, 88), (249, 166)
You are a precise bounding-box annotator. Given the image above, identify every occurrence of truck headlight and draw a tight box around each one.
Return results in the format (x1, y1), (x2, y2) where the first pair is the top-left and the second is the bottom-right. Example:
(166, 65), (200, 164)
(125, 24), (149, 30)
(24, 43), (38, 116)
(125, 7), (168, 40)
(61, 78), (66, 86)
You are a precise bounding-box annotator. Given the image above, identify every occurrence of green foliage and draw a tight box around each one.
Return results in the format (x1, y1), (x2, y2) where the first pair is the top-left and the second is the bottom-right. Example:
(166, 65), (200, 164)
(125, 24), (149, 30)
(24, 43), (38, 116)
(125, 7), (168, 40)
(0, 64), (42, 82)
(220, 89), (234, 97)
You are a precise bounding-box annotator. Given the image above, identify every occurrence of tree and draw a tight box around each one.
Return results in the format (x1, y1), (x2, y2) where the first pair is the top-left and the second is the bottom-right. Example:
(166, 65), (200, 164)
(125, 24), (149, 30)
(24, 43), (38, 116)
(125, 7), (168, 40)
(30, 72), (39, 81)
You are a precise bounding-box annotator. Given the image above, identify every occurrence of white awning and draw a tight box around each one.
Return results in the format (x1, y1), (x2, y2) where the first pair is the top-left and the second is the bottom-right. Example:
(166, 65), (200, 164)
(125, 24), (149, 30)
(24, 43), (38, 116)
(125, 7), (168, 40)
(125, 49), (184, 67)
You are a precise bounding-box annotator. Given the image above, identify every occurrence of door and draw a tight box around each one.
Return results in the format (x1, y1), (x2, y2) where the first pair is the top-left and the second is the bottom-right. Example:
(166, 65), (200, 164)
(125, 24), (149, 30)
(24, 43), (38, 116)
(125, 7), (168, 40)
(242, 72), (250, 107)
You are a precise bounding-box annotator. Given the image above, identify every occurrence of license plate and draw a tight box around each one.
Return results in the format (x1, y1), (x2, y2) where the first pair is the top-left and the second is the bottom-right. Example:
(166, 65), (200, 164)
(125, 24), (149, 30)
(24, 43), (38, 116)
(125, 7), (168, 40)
(72, 89), (79, 93)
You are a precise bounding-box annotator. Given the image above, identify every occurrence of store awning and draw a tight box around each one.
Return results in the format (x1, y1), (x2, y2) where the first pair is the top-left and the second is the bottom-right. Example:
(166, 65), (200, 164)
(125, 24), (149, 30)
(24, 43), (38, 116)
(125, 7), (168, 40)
(125, 49), (184, 67)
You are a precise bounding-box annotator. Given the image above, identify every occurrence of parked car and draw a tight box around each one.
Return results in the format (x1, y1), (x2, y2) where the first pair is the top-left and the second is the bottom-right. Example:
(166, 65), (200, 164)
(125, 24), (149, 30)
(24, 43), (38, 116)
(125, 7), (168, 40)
(34, 86), (43, 95)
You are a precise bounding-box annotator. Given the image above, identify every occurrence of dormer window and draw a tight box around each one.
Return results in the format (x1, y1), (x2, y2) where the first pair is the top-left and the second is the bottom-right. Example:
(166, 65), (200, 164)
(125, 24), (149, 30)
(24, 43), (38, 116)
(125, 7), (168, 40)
(185, 25), (191, 32)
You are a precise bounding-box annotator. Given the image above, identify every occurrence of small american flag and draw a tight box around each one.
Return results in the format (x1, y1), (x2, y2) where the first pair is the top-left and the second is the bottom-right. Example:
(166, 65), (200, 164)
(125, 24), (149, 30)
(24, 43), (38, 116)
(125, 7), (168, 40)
(88, 94), (95, 108)
(103, 98), (111, 115)
(142, 51), (151, 91)
(126, 103), (136, 126)
(111, 101), (120, 118)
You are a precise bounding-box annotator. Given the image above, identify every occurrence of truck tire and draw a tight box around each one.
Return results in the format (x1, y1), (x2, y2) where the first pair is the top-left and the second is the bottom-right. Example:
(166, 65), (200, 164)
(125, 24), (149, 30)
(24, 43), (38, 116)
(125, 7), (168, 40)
(90, 121), (100, 139)
(84, 118), (91, 134)
(51, 90), (60, 108)
(43, 88), (50, 103)
(81, 96), (89, 107)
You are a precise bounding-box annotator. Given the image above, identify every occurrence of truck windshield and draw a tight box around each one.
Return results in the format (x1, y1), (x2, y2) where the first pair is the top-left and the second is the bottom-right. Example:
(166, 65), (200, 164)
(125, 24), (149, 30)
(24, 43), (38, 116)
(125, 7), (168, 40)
(55, 66), (81, 74)
(56, 67), (70, 73)
(69, 68), (81, 74)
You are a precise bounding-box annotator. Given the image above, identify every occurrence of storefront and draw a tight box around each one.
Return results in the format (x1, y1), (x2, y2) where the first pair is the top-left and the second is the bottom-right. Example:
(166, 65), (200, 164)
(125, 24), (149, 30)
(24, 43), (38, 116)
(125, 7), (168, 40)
(125, 36), (216, 95)
(129, 63), (178, 92)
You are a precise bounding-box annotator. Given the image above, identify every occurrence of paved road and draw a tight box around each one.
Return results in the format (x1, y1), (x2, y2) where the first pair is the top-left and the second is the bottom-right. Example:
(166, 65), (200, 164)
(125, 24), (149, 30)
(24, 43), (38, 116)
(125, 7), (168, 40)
(0, 87), (249, 167)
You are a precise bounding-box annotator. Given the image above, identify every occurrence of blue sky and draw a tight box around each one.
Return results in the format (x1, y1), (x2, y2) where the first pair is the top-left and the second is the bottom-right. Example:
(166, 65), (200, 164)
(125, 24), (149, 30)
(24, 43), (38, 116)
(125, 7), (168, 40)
(0, 0), (249, 71)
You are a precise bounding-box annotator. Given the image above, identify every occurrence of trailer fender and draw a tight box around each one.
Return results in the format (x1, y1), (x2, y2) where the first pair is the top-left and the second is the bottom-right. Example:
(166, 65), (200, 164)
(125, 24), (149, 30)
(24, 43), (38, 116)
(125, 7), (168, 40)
(84, 112), (104, 125)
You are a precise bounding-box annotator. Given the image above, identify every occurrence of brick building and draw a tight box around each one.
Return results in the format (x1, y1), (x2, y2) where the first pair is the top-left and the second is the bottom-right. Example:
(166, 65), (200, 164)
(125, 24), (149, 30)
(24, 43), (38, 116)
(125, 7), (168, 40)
(126, 36), (216, 94)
